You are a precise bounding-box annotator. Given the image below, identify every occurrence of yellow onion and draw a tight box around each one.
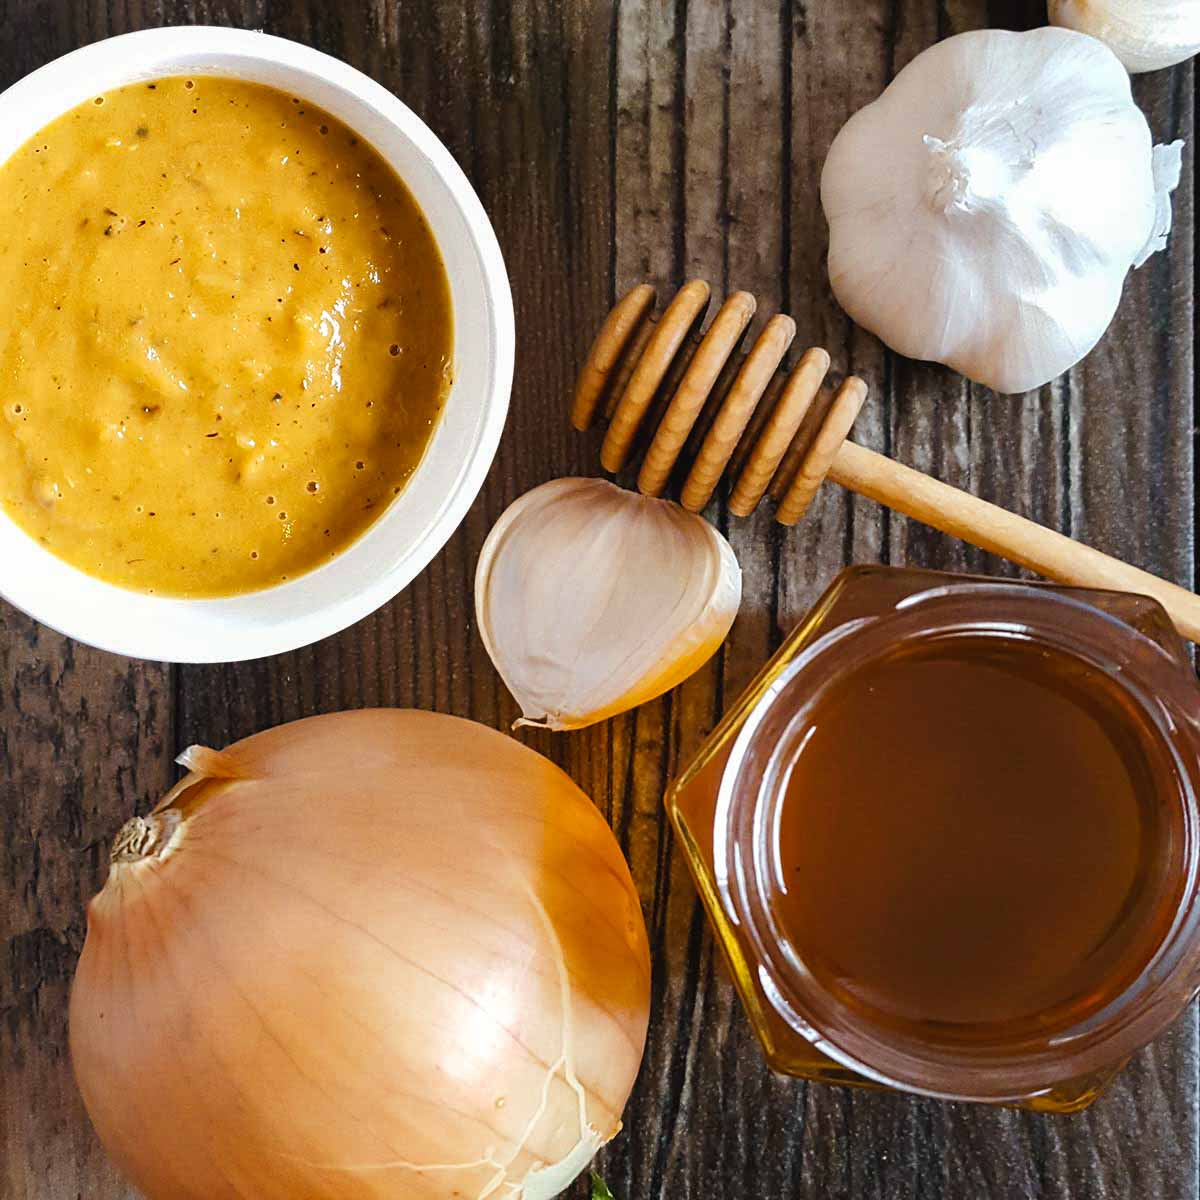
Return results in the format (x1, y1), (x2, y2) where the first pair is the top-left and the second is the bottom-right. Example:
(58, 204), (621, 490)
(69, 710), (651, 1200)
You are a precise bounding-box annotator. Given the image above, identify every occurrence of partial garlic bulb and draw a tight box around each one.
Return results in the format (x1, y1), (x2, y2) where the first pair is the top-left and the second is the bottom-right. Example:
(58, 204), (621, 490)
(475, 477), (741, 730)
(821, 28), (1184, 394)
(1050, 1), (1200, 73)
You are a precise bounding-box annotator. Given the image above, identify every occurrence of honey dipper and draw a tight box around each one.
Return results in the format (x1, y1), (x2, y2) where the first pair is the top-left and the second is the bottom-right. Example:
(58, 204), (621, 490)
(572, 280), (1200, 645)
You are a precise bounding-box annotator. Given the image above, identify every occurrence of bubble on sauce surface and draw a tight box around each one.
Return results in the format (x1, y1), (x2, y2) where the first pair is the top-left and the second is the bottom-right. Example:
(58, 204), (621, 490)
(33, 476), (62, 507)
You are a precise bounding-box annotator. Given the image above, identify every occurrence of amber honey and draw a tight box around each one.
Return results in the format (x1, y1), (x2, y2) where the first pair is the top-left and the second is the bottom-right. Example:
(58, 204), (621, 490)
(667, 567), (1200, 1110)
(775, 633), (1183, 1041)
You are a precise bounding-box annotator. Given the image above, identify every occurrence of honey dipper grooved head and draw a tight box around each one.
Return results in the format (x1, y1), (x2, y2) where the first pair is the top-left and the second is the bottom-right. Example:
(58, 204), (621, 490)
(574, 280), (867, 524)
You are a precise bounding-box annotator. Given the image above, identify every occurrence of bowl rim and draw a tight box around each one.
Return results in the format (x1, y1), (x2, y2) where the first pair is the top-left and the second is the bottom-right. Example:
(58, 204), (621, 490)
(0, 26), (514, 662)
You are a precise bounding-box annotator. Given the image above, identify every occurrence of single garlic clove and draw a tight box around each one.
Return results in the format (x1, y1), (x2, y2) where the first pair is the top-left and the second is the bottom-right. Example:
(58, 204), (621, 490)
(1049, 0), (1200, 74)
(475, 477), (742, 731)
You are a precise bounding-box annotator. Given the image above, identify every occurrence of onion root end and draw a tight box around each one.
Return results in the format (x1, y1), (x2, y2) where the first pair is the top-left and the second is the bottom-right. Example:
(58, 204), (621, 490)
(110, 810), (182, 865)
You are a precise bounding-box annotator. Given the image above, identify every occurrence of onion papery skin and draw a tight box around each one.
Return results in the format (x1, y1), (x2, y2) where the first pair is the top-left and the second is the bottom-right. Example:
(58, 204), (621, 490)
(69, 710), (651, 1200)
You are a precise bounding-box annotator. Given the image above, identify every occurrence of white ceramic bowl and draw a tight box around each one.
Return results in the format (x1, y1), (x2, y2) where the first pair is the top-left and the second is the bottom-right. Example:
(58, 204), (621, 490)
(0, 27), (513, 662)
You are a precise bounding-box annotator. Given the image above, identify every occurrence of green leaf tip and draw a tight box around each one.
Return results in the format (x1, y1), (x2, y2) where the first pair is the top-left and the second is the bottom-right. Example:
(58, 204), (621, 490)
(590, 1171), (617, 1200)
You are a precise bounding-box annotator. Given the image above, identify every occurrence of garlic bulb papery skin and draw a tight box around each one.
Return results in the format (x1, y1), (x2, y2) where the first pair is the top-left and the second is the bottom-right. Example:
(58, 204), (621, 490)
(70, 710), (652, 1200)
(1050, 0), (1200, 73)
(821, 28), (1185, 394)
(475, 477), (742, 731)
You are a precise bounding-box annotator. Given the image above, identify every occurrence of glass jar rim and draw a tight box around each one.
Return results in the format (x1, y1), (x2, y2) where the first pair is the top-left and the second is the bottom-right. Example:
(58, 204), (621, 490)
(715, 580), (1200, 1102)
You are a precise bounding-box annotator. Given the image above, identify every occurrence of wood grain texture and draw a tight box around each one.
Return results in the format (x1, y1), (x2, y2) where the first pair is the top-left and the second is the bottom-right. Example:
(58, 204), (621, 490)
(0, 2), (1195, 1198)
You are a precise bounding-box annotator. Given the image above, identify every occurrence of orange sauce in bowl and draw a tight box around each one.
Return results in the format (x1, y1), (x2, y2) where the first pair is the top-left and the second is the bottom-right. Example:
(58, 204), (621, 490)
(0, 76), (453, 596)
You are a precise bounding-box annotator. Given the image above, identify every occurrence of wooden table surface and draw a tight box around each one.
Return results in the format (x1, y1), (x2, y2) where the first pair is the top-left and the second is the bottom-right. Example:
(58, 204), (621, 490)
(1, 2), (1195, 1198)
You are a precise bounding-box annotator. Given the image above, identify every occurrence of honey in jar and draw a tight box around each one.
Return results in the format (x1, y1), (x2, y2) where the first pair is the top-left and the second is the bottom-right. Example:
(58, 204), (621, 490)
(667, 566), (1200, 1110)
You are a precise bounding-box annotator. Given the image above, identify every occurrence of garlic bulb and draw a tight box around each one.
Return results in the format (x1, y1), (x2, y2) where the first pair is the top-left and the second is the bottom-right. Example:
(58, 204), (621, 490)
(821, 28), (1184, 394)
(475, 477), (741, 730)
(1050, 1), (1200, 74)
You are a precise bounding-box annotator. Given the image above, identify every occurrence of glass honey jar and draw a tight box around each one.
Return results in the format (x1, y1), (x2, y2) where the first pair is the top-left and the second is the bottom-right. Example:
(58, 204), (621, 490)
(667, 566), (1200, 1111)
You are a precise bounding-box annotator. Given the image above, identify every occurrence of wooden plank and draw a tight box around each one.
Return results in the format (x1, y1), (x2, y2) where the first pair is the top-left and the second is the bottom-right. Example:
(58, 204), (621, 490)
(605, 4), (698, 1197)
(778, 0), (891, 634)
(0, 623), (167, 1200)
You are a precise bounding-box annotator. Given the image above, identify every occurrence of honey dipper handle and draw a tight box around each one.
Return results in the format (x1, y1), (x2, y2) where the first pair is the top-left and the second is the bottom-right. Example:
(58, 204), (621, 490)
(830, 440), (1200, 644)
